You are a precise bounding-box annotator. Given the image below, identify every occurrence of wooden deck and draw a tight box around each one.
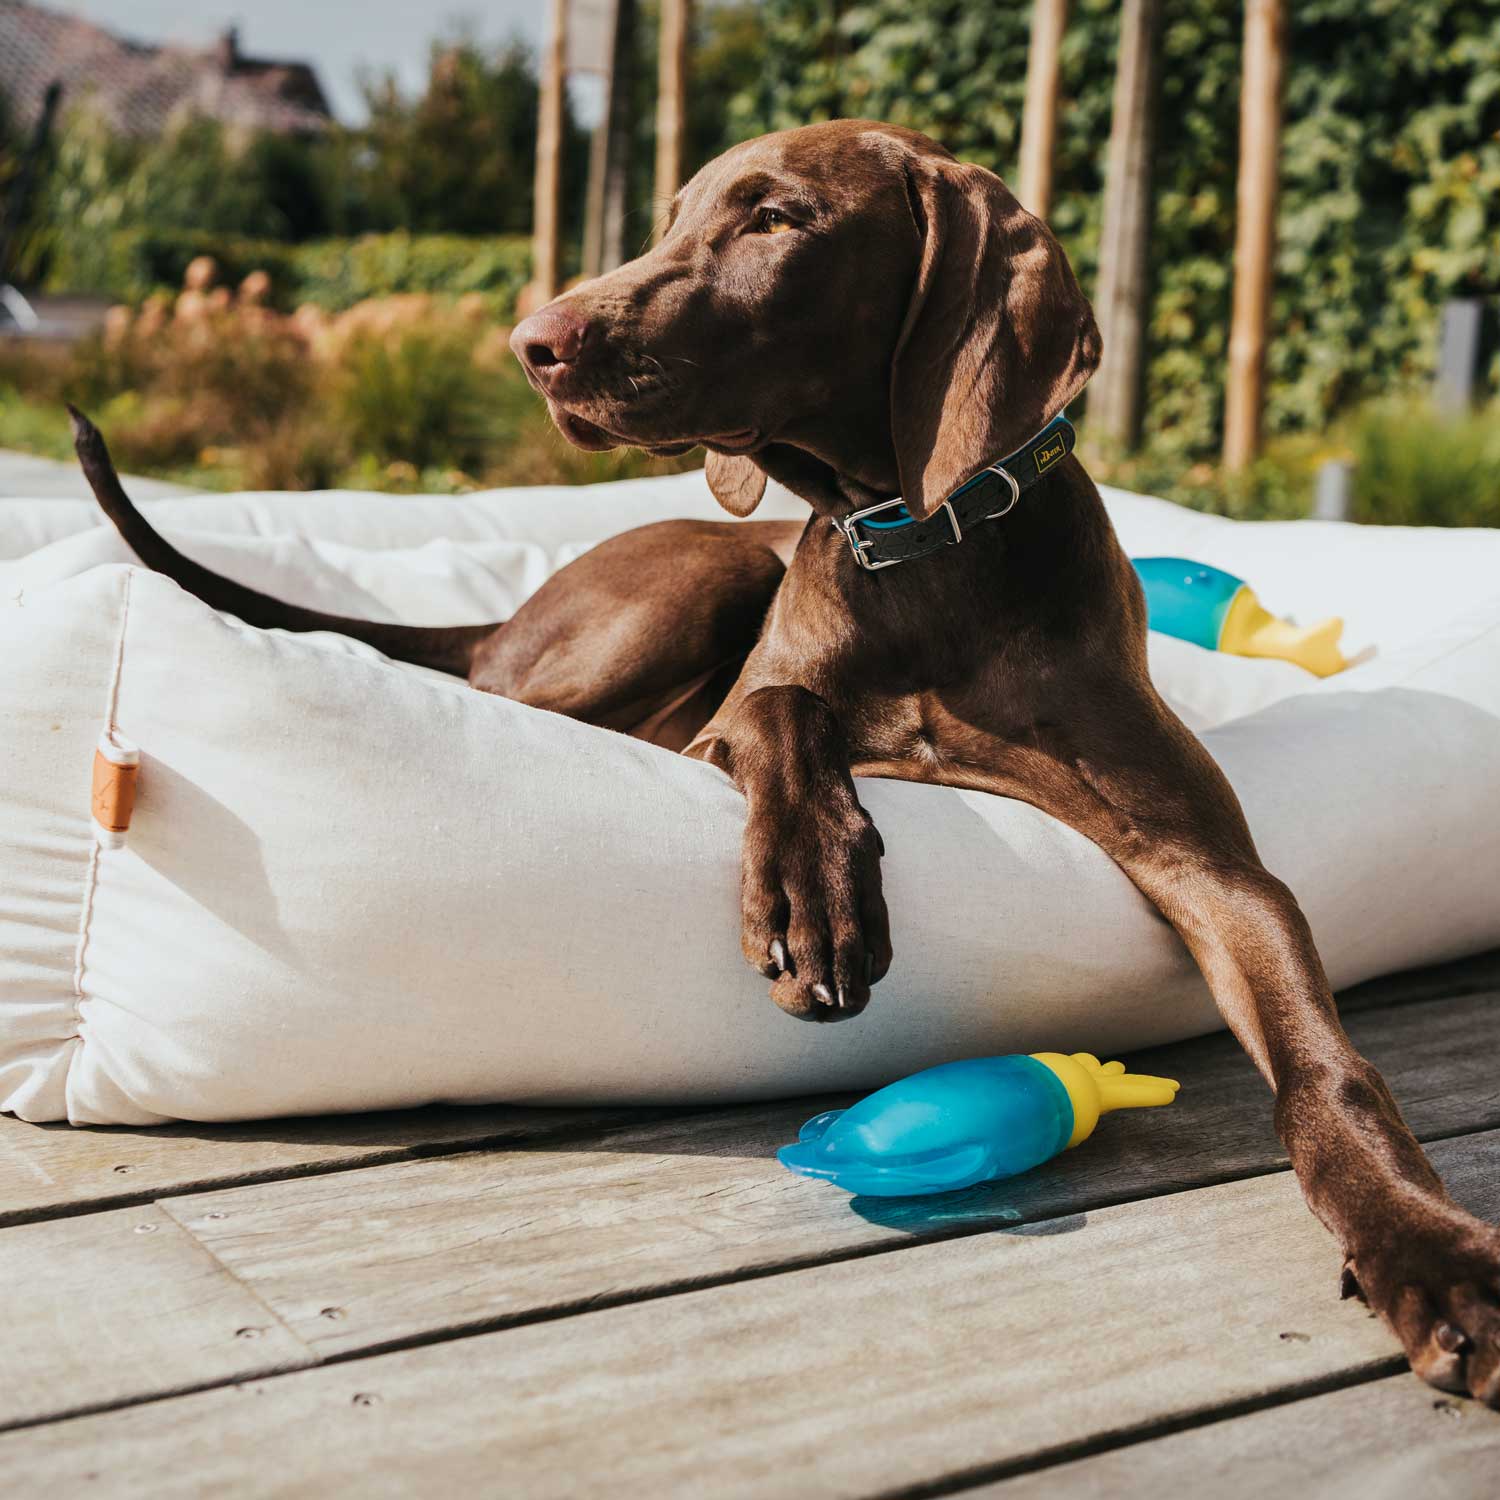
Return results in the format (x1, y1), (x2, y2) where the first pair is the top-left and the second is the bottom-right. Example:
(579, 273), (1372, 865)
(3, 953), (1498, 1497)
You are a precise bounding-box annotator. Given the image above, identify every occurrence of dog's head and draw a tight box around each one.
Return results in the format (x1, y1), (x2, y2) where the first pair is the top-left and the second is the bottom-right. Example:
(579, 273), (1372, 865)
(510, 121), (1100, 520)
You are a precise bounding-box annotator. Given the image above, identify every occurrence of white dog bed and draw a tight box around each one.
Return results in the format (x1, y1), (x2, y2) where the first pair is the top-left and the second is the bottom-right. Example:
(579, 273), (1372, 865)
(2, 472), (1498, 1126)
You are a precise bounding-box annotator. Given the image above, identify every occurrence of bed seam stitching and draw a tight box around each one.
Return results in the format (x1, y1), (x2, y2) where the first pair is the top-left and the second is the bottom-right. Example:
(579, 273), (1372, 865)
(69, 567), (134, 1041)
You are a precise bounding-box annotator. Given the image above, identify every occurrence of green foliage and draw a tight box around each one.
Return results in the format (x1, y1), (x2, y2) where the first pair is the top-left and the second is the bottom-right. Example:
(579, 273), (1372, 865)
(43, 228), (531, 314)
(347, 37), (586, 236)
(44, 229), (297, 305)
(19, 114), (342, 281)
(1087, 395), (1500, 527)
(1348, 399), (1500, 527)
(735, 0), (1500, 460)
(282, 234), (532, 311)
(1089, 430), (1329, 520)
(0, 304), (701, 494)
(686, 3), (772, 175)
(333, 327), (497, 471)
(15, 33), (586, 282)
(594, 2), (789, 247)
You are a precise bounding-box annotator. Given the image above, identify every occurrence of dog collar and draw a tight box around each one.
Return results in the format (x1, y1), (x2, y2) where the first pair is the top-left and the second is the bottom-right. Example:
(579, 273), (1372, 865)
(832, 413), (1075, 572)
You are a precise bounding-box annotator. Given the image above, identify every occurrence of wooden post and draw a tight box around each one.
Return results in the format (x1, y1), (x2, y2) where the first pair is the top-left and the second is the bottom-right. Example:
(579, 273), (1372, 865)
(1223, 0), (1286, 470)
(582, 121), (608, 277)
(583, 0), (638, 275)
(1089, 0), (1161, 454)
(652, 0), (691, 241)
(530, 0), (569, 307)
(1017, 0), (1068, 220)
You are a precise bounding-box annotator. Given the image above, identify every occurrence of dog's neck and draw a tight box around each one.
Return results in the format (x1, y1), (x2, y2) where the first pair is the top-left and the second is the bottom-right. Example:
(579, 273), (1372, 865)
(758, 415), (1081, 584)
(765, 453), (1110, 680)
(750, 442), (893, 517)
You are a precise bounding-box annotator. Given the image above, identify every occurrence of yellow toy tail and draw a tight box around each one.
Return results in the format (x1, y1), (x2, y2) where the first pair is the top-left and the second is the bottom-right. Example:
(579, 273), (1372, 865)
(1220, 588), (1348, 678)
(1030, 1052), (1180, 1148)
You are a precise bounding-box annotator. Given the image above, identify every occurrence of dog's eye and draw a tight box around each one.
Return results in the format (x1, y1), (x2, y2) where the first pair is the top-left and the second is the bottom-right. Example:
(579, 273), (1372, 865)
(754, 207), (795, 235)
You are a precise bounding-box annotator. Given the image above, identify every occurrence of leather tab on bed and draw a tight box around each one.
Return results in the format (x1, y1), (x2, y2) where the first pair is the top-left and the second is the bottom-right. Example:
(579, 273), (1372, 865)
(91, 733), (139, 846)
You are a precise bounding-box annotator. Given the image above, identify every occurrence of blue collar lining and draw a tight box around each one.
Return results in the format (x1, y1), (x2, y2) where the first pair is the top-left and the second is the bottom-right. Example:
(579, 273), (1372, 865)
(859, 412), (1074, 529)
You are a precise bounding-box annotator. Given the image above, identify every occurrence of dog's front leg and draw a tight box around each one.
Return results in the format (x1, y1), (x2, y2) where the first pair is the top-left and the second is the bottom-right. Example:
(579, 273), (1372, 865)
(689, 684), (891, 1021)
(1018, 697), (1500, 1404)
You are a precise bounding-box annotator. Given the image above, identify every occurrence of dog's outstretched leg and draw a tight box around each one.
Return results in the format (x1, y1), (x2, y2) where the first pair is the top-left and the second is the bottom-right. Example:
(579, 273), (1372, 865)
(1008, 689), (1500, 1406)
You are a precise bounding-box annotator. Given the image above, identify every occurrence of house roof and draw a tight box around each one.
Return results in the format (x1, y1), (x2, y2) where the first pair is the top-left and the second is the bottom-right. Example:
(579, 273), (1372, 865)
(0, 2), (333, 136)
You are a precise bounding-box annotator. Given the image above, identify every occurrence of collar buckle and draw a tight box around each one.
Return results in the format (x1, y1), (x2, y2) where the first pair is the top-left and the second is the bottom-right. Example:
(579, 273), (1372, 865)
(834, 498), (915, 571)
(830, 412), (1066, 574)
(835, 469), (1018, 572)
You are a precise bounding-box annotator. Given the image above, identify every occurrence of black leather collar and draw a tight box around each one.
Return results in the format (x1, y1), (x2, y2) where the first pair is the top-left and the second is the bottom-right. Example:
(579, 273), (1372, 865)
(832, 414), (1075, 571)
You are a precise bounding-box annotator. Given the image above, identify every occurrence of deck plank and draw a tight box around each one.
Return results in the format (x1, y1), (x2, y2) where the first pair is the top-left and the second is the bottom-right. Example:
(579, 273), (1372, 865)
(0, 1104), (664, 1226)
(158, 985), (1500, 1360)
(977, 1372), (1500, 1499)
(1, 986), (1494, 1435)
(3, 1131), (1496, 1499)
(0, 1204), (314, 1430)
(1334, 946), (1500, 1015)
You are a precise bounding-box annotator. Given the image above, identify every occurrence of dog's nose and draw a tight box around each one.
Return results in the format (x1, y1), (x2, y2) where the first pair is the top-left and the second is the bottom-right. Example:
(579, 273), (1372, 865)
(511, 305), (591, 379)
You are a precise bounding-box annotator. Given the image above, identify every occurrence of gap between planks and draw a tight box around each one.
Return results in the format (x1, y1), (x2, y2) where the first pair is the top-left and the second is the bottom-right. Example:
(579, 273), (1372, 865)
(964, 1366), (1500, 1500)
(0, 1102), (703, 1229)
(2, 1131), (1496, 1499)
(156, 984), (1500, 1367)
(2, 984), (1499, 1445)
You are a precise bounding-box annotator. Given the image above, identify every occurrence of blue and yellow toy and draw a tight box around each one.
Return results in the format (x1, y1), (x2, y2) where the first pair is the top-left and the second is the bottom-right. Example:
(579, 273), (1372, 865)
(1131, 557), (1348, 677)
(777, 1052), (1179, 1197)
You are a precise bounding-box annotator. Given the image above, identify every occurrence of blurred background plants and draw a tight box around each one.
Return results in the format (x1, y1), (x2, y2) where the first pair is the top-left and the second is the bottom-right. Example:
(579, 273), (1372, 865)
(0, 259), (697, 492)
(1346, 400), (1500, 527)
(742, 0), (1500, 473)
(0, 0), (1497, 512)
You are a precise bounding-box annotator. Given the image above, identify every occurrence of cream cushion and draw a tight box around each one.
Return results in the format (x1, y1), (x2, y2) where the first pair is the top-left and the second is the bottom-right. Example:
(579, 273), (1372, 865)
(3, 473), (1498, 1125)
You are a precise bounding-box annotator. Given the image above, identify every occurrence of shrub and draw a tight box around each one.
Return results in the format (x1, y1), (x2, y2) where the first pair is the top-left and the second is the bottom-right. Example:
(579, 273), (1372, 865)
(287, 234), (532, 313)
(42, 229), (299, 307)
(0, 286), (698, 494)
(1348, 400), (1500, 528)
(333, 324), (497, 471)
(1088, 430), (1328, 521)
(43, 230), (532, 316)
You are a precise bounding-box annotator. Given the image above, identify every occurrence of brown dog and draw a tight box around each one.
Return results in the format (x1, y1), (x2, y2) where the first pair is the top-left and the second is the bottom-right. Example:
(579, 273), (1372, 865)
(71, 121), (1500, 1404)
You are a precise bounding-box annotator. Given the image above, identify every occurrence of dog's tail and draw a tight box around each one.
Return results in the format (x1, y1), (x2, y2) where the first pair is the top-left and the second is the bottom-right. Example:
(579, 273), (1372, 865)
(68, 406), (496, 678)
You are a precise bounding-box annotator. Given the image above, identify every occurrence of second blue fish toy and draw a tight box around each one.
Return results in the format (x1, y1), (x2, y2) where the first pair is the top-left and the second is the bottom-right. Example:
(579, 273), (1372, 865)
(777, 1052), (1179, 1197)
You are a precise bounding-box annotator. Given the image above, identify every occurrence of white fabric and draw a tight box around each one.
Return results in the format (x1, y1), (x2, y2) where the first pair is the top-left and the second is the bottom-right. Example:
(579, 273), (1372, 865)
(2, 473), (1498, 1126)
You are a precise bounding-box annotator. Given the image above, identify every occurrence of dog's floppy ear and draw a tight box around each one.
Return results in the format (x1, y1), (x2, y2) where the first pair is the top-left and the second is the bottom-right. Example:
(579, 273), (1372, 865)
(704, 451), (767, 517)
(890, 155), (1101, 521)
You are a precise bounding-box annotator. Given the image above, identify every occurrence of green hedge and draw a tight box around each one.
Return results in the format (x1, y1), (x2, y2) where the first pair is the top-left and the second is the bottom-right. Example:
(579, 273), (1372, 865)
(738, 0), (1500, 461)
(45, 230), (532, 315)
(285, 234), (532, 310)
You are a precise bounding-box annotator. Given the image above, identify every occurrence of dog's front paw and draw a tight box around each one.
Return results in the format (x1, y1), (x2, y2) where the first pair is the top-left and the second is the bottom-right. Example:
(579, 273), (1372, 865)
(739, 795), (891, 1022)
(1343, 1212), (1500, 1405)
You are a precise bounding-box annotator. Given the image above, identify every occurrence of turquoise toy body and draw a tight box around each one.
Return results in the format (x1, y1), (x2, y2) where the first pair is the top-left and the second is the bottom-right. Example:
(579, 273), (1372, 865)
(1133, 556), (1244, 651)
(1131, 556), (1348, 677)
(777, 1052), (1178, 1198)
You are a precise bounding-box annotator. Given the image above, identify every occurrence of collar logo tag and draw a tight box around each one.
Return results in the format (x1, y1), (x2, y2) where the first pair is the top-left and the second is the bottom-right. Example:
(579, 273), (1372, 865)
(1033, 432), (1066, 473)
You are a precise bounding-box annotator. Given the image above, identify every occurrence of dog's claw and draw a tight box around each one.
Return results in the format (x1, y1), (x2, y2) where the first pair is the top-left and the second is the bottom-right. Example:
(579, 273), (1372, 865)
(812, 983), (835, 1007)
(769, 938), (789, 975)
(1435, 1320), (1470, 1354)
